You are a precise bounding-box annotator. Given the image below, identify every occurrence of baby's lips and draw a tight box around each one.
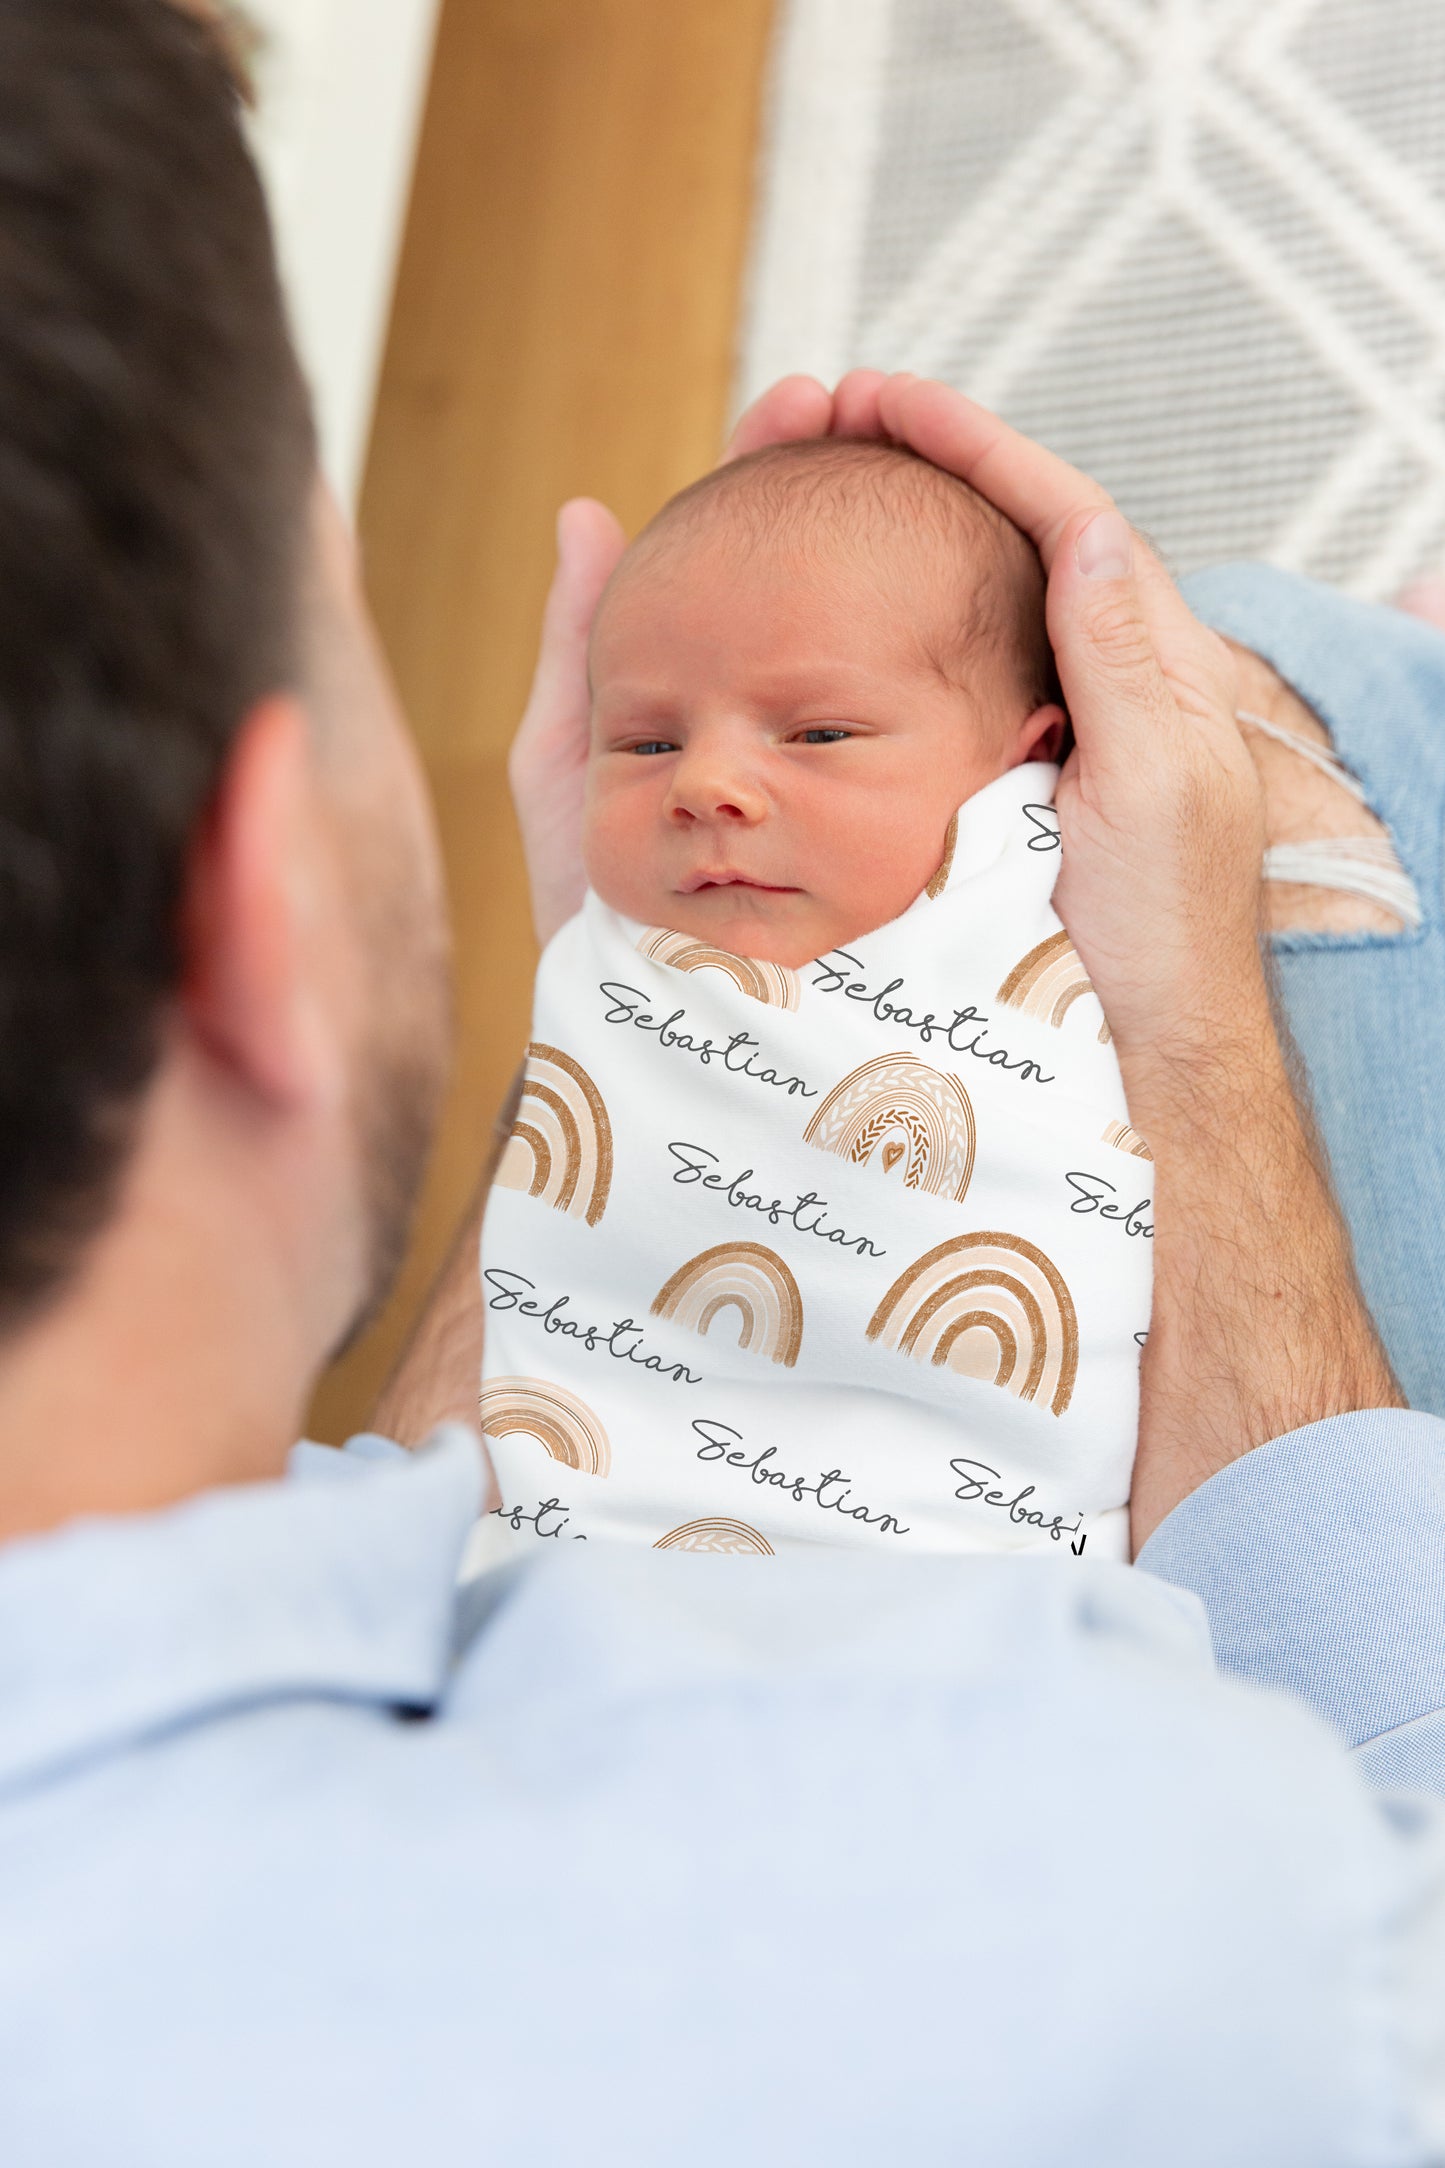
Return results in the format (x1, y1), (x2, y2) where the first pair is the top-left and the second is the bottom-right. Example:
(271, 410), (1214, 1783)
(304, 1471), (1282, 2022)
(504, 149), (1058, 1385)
(677, 871), (798, 894)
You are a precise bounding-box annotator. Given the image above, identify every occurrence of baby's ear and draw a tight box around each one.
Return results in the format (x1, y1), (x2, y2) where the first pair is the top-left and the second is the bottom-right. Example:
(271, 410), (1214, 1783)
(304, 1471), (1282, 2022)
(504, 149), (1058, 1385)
(1012, 703), (1067, 766)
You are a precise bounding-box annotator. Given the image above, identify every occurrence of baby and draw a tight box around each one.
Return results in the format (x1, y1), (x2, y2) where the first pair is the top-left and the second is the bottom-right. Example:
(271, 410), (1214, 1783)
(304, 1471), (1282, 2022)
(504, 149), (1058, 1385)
(475, 440), (1153, 1565)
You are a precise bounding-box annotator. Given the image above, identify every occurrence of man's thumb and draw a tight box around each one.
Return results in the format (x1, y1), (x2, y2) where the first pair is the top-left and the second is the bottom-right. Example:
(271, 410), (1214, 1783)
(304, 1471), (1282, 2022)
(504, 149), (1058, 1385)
(522, 498), (627, 730)
(547, 498), (626, 654)
(1073, 508), (1133, 584)
(1048, 509), (1171, 775)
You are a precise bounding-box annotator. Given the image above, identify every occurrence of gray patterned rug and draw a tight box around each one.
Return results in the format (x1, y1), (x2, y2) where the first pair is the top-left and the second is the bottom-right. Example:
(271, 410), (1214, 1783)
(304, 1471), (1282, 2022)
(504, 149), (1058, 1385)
(738, 0), (1445, 597)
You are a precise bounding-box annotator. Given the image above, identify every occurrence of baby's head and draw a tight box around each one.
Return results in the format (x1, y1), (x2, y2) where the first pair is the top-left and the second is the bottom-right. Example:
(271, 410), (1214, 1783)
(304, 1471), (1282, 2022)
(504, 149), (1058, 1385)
(584, 439), (1064, 967)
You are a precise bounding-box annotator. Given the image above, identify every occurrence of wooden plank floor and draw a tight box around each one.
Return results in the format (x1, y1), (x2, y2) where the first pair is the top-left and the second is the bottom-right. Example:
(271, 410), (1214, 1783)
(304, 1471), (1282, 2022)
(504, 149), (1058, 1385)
(307, 0), (777, 1441)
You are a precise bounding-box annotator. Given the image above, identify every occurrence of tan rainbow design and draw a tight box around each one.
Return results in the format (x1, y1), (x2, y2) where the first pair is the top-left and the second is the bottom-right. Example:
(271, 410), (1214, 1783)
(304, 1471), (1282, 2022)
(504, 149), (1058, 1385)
(479, 1377), (611, 1476)
(997, 929), (1102, 1033)
(867, 1230), (1079, 1416)
(654, 1518), (775, 1555)
(651, 1241), (804, 1367)
(636, 927), (801, 1010)
(924, 811), (959, 899)
(804, 1052), (976, 1202)
(1102, 1119), (1152, 1161)
(495, 1042), (613, 1227)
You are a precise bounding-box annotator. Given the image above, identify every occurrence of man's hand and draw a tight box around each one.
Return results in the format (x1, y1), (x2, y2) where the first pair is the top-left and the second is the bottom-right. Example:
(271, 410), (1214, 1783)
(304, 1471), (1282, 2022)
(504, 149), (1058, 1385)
(508, 499), (626, 951)
(845, 376), (1265, 1066)
(849, 375), (1400, 1542)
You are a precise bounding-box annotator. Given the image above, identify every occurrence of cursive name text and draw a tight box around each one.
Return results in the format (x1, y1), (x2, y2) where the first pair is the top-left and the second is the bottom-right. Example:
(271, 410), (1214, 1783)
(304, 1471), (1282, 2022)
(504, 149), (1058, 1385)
(950, 1457), (1086, 1546)
(693, 1418), (910, 1536)
(809, 953), (1054, 1085)
(666, 1140), (886, 1258)
(1064, 1170), (1153, 1239)
(490, 1496), (588, 1540)
(484, 1267), (702, 1383)
(597, 982), (817, 1097)
(1023, 803), (1061, 852)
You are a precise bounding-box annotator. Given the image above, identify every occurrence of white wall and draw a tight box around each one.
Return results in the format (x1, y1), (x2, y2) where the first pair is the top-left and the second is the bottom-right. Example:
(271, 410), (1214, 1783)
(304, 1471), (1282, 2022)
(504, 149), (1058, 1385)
(245, 0), (442, 508)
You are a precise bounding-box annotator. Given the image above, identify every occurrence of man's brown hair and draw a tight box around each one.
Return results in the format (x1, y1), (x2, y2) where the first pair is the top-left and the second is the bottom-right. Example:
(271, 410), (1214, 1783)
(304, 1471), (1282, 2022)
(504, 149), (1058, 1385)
(0, 0), (315, 1319)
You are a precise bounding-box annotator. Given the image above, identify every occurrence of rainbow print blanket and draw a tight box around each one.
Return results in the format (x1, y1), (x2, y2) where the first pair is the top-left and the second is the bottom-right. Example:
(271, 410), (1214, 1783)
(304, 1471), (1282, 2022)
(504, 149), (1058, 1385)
(475, 761), (1152, 1565)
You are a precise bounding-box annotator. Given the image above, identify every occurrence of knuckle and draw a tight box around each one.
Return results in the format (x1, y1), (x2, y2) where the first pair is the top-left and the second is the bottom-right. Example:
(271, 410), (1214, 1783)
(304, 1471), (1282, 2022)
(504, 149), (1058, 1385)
(1082, 595), (1154, 671)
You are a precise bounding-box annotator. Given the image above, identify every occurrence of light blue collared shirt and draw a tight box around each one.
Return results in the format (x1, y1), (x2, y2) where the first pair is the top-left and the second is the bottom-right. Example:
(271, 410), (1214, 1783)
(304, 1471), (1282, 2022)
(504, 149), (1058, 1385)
(0, 1412), (1442, 2165)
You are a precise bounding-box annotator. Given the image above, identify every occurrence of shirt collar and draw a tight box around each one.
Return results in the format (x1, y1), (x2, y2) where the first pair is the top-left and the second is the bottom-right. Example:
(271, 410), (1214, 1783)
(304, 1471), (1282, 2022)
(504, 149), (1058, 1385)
(0, 1424), (484, 1794)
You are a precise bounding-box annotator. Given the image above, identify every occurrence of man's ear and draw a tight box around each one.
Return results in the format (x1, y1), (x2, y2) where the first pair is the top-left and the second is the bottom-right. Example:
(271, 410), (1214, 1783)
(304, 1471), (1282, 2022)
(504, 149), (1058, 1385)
(179, 694), (333, 1107)
(1011, 702), (1068, 767)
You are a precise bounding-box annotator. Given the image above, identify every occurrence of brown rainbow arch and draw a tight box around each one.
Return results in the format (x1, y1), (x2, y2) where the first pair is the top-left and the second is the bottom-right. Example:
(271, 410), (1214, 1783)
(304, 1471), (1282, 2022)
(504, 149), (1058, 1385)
(924, 812), (959, 900)
(804, 1052), (976, 1202)
(494, 1042), (613, 1227)
(996, 929), (1102, 1033)
(1102, 1119), (1152, 1161)
(651, 1241), (804, 1367)
(479, 1377), (611, 1477)
(654, 1518), (775, 1555)
(867, 1230), (1079, 1416)
(636, 927), (801, 1010)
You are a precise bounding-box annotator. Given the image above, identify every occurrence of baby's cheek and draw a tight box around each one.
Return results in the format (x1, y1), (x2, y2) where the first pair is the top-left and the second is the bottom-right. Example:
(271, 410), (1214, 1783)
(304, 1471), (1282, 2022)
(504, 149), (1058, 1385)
(582, 792), (657, 918)
(830, 801), (953, 927)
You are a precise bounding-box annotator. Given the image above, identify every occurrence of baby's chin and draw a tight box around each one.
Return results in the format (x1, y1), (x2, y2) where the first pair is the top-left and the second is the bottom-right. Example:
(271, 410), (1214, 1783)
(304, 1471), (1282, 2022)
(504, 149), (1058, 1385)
(607, 884), (877, 969)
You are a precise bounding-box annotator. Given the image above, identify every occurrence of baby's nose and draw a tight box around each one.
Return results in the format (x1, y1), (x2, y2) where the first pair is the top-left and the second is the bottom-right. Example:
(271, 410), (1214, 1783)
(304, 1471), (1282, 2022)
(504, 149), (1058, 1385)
(666, 747), (766, 824)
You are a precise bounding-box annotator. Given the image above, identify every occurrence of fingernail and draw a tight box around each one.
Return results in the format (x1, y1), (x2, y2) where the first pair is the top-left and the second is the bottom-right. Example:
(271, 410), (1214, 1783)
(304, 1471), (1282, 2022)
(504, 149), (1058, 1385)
(1076, 510), (1132, 581)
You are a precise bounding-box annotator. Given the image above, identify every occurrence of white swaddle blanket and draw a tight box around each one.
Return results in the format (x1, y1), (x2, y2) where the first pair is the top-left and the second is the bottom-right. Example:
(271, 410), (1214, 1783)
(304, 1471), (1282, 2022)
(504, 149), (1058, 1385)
(476, 761), (1152, 1566)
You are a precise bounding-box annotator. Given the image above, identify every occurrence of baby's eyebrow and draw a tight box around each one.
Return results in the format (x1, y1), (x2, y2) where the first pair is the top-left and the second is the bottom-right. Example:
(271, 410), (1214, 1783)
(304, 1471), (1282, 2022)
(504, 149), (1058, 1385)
(591, 680), (691, 714)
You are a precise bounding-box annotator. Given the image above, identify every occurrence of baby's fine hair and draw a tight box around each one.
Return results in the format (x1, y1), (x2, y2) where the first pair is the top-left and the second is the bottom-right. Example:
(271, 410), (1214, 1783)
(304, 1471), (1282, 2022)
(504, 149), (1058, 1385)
(633, 437), (1062, 717)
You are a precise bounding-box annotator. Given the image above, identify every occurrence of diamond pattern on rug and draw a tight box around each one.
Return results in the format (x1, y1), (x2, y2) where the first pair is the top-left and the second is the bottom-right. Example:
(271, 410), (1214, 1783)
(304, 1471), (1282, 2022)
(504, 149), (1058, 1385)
(739, 0), (1445, 595)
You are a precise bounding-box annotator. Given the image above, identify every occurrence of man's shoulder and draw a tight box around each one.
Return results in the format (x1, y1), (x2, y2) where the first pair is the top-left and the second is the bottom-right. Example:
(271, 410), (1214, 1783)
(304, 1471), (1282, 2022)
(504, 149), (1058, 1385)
(0, 1431), (1431, 2164)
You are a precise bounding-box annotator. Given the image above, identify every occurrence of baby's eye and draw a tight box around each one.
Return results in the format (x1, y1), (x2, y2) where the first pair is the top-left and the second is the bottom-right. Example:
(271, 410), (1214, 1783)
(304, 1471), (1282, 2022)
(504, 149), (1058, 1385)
(796, 726), (852, 745)
(627, 739), (679, 757)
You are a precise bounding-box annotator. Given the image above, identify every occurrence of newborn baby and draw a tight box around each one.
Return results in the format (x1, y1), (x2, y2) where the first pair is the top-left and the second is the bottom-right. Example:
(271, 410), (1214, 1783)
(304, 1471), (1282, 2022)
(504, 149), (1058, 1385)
(475, 440), (1153, 1565)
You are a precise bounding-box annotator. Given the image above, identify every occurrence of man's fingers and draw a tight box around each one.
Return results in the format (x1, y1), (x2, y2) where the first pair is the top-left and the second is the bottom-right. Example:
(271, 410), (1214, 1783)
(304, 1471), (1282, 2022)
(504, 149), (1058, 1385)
(875, 375), (1211, 680)
(831, 367), (891, 438)
(510, 499), (623, 949)
(517, 498), (627, 747)
(876, 376), (1114, 566)
(551, 496), (627, 640)
(723, 374), (832, 462)
(723, 369), (895, 464)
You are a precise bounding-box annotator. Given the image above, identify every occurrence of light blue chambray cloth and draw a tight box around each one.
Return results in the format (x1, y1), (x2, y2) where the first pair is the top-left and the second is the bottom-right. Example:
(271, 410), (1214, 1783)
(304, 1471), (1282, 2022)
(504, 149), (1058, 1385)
(0, 1417), (1440, 2166)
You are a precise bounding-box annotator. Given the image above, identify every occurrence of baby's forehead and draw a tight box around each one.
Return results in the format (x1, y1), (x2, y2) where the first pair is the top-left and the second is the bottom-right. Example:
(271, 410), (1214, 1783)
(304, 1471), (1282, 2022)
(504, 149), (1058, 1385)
(634, 440), (1016, 580)
(595, 441), (1047, 695)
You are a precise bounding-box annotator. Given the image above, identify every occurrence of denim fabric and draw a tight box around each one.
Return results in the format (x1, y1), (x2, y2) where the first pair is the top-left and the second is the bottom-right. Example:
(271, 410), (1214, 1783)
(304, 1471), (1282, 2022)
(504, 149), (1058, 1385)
(1182, 566), (1445, 1413)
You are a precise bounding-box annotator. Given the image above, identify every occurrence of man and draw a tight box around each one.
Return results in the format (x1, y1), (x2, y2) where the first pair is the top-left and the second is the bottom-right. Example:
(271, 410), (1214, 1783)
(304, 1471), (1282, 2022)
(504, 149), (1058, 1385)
(0, 4), (1441, 2163)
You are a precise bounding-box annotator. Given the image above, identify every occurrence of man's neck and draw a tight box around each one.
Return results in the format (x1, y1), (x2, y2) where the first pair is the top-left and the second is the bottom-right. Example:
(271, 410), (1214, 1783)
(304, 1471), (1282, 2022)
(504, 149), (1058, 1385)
(0, 1052), (333, 1543)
